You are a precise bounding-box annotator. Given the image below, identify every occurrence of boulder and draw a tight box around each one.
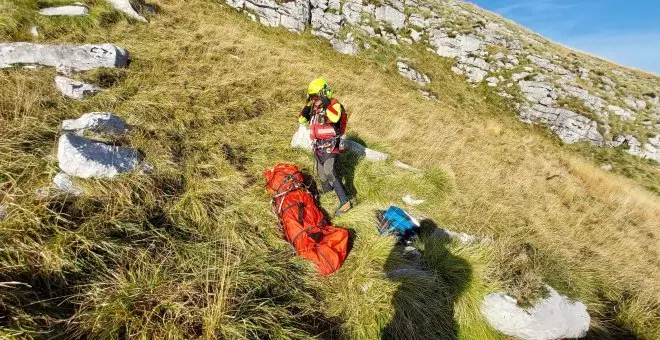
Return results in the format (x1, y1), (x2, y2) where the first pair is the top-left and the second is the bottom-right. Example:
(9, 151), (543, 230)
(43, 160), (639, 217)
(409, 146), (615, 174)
(279, 0), (311, 32)
(374, 5), (405, 29)
(0, 43), (129, 71)
(39, 6), (89, 16)
(481, 286), (590, 340)
(430, 33), (484, 58)
(57, 134), (142, 179)
(54, 76), (102, 100)
(396, 61), (430, 86)
(341, 0), (363, 24)
(311, 9), (342, 39)
(53, 172), (83, 196)
(0, 204), (6, 221)
(106, 0), (147, 22)
(62, 112), (129, 136)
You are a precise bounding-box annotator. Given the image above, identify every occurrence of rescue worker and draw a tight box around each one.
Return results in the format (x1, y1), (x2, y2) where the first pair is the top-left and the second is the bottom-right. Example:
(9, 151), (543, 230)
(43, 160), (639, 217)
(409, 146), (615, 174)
(298, 78), (352, 216)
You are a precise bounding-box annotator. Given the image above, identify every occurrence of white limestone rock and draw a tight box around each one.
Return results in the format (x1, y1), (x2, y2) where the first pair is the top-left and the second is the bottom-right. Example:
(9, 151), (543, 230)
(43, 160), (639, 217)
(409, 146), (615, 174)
(607, 105), (635, 121)
(345, 140), (389, 161)
(519, 81), (556, 104)
(402, 195), (425, 206)
(30, 26), (40, 38)
(396, 61), (430, 86)
(62, 112), (129, 136)
(374, 5), (405, 29)
(519, 104), (603, 145)
(53, 172), (84, 196)
(512, 72), (530, 82)
(291, 125), (388, 161)
(330, 39), (359, 56)
(57, 133), (142, 179)
(106, 0), (147, 22)
(481, 286), (590, 340)
(0, 43), (129, 71)
(486, 77), (499, 87)
(341, 0), (362, 24)
(39, 6), (89, 16)
(562, 86), (605, 113)
(54, 76), (102, 100)
(311, 8), (342, 39)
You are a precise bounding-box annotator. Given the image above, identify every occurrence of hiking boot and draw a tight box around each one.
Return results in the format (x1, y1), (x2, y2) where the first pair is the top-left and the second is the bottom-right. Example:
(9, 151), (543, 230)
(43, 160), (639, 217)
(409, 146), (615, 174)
(335, 200), (352, 216)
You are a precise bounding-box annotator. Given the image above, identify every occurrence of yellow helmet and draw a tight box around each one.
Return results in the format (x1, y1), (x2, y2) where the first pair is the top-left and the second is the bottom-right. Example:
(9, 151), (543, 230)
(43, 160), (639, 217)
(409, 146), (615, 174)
(308, 77), (327, 96)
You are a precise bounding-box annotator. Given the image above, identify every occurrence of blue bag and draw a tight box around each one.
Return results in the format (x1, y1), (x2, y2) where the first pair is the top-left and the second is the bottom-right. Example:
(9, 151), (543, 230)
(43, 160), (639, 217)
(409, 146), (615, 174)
(376, 206), (418, 238)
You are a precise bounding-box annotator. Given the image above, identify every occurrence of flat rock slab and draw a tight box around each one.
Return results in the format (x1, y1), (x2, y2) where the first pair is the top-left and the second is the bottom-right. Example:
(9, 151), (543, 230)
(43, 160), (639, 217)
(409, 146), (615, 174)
(39, 6), (89, 16)
(58, 133), (142, 179)
(62, 112), (129, 136)
(106, 0), (147, 22)
(0, 43), (129, 71)
(482, 286), (590, 340)
(402, 194), (425, 206)
(291, 125), (389, 161)
(55, 76), (102, 100)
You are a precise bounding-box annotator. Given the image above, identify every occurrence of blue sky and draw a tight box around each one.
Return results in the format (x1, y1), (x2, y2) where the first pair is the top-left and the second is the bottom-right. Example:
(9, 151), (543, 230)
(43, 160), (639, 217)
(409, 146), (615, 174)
(470, 0), (660, 75)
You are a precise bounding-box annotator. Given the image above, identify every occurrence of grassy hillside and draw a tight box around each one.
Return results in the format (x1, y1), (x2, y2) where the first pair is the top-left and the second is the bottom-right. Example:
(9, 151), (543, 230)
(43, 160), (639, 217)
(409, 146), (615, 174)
(1, 0), (659, 338)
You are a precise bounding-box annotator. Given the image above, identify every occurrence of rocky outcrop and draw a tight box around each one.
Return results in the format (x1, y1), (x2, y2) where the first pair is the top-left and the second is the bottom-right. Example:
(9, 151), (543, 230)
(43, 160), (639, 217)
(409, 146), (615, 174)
(519, 105), (603, 145)
(39, 6), (89, 16)
(106, 0), (147, 22)
(54, 76), (102, 100)
(57, 134), (142, 179)
(62, 112), (129, 136)
(0, 43), (129, 72)
(482, 286), (590, 340)
(225, 0), (659, 161)
(397, 61), (430, 85)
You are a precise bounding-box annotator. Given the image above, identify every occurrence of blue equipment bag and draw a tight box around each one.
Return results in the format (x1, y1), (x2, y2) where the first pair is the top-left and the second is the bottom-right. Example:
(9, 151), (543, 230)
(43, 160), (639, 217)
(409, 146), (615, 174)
(376, 206), (418, 238)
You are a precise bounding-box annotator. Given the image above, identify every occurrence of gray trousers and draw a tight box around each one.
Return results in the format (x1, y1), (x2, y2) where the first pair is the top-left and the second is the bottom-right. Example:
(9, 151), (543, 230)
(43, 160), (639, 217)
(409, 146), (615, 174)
(315, 154), (348, 203)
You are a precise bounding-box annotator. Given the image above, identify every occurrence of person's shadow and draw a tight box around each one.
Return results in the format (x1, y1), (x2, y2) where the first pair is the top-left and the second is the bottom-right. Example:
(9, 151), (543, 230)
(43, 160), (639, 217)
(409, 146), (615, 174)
(382, 219), (473, 340)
